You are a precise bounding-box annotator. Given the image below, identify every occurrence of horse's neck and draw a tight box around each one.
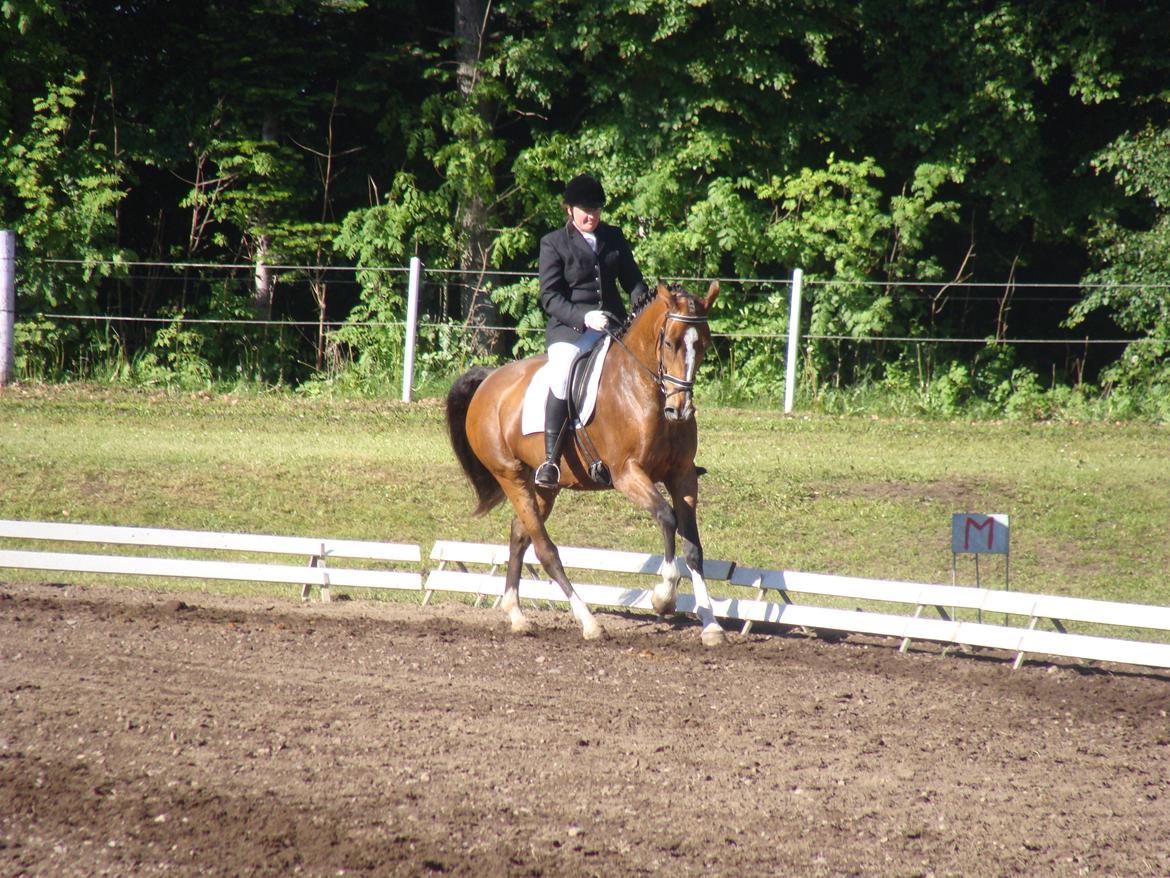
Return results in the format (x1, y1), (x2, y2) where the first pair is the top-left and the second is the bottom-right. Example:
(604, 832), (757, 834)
(620, 302), (664, 366)
(599, 303), (664, 414)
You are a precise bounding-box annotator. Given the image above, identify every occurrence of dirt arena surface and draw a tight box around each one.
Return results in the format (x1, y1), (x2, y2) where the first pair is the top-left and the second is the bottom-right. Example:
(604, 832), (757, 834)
(2, 581), (1169, 877)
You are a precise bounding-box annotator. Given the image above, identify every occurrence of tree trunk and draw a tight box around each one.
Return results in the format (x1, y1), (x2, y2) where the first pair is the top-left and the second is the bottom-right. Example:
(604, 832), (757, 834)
(453, 0), (505, 356)
(253, 251), (274, 320)
(253, 112), (280, 320)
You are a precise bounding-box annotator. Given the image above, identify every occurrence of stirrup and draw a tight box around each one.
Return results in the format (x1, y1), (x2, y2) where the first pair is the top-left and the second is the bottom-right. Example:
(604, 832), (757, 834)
(534, 460), (561, 488)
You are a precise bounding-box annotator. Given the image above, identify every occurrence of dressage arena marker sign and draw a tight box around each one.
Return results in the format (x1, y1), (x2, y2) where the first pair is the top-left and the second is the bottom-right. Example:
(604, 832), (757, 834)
(4, 519), (1170, 672)
(952, 513), (1009, 592)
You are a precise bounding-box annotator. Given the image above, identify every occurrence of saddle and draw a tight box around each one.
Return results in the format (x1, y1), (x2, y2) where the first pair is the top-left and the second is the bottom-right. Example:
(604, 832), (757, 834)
(519, 339), (613, 485)
(564, 342), (612, 486)
(567, 339), (608, 416)
(521, 337), (610, 436)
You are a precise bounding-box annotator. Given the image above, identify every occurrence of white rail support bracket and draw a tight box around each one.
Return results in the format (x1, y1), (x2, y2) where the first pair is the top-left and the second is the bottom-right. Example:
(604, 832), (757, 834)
(783, 268), (803, 413)
(1, 230), (15, 387)
(402, 256), (423, 402)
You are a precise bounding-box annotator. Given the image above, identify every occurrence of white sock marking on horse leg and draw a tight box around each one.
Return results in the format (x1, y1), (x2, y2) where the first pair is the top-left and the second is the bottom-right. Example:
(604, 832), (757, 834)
(501, 589), (531, 634)
(653, 557), (681, 615)
(569, 592), (604, 640)
(690, 569), (727, 646)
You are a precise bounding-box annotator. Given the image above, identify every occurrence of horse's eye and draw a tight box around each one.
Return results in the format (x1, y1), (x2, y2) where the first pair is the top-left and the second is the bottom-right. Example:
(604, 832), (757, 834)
(664, 339), (675, 351)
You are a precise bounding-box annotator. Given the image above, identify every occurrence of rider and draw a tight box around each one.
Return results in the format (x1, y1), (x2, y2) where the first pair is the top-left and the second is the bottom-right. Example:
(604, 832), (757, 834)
(534, 173), (649, 488)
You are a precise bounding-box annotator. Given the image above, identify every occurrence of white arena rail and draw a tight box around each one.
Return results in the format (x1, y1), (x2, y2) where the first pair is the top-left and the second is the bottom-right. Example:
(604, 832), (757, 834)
(728, 566), (1170, 670)
(427, 540), (1170, 671)
(6, 522), (1168, 672)
(0, 519), (422, 601)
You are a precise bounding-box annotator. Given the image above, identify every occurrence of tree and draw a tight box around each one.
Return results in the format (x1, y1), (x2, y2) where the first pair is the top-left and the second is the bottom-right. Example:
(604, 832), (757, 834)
(1068, 124), (1170, 390)
(5, 0), (1170, 401)
(0, 70), (128, 372)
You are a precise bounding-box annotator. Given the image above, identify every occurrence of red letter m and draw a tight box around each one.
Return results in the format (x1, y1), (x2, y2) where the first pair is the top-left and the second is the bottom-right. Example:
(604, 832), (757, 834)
(964, 516), (995, 551)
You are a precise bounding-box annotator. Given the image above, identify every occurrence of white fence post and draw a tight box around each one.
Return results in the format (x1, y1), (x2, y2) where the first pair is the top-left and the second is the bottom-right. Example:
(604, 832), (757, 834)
(401, 256), (423, 402)
(0, 231), (15, 387)
(783, 268), (803, 414)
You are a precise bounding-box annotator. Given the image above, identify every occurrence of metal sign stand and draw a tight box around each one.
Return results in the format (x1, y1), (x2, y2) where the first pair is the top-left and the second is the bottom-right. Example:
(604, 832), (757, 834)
(951, 514), (1010, 623)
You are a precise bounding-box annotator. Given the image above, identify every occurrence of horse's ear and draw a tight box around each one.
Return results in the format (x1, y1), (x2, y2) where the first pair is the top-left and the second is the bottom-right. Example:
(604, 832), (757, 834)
(702, 281), (719, 311)
(656, 282), (672, 302)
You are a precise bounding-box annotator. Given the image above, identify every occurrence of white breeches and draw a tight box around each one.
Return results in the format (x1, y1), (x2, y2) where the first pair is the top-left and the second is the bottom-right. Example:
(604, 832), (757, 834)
(546, 329), (605, 399)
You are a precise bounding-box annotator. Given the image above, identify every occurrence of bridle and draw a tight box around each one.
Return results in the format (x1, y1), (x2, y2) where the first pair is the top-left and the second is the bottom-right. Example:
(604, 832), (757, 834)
(604, 309), (709, 414)
(656, 312), (707, 401)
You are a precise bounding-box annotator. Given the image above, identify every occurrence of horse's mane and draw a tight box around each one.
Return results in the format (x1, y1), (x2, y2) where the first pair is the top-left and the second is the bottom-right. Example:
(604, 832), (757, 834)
(616, 283), (692, 339)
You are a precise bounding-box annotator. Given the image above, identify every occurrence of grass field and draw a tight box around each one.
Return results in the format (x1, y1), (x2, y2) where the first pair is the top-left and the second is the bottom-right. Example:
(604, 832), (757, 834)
(1, 385), (1168, 613)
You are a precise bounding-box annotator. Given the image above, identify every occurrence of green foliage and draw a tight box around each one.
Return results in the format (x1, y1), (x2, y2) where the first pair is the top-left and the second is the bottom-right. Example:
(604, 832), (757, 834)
(129, 314), (214, 390)
(182, 136), (307, 255)
(906, 345), (1052, 420)
(491, 277), (544, 359)
(0, 71), (130, 377)
(0, 71), (127, 312)
(335, 174), (447, 273)
(2, 0), (1170, 417)
(1069, 125), (1170, 391)
(329, 174), (435, 388)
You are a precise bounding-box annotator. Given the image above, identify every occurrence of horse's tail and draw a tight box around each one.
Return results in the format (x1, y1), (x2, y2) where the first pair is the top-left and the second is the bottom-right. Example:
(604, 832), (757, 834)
(445, 365), (506, 517)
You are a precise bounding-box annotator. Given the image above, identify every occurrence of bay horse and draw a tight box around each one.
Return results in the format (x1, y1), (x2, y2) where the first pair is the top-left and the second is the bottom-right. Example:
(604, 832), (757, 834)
(445, 281), (727, 647)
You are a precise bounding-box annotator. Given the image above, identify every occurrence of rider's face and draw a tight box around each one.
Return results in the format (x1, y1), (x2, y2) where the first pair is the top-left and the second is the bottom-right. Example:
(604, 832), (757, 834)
(568, 204), (601, 234)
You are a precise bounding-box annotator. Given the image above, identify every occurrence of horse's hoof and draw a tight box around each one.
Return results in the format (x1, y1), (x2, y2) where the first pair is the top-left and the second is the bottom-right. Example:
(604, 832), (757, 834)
(701, 625), (728, 648)
(651, 594), (677, 616)
(511, 617), (534, 636)
(582, 623), (606, 641)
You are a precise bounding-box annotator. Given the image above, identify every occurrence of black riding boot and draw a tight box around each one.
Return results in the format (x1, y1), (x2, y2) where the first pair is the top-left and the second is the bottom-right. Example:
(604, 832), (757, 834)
(534, 393), (570, 488)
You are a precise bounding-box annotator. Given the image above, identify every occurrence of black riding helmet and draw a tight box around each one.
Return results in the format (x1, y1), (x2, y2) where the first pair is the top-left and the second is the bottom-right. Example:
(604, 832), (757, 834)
(563, 173), (606, 209)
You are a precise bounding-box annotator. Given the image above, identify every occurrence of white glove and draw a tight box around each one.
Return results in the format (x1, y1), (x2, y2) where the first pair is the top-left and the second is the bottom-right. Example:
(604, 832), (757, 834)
(584, 310), (609, 332)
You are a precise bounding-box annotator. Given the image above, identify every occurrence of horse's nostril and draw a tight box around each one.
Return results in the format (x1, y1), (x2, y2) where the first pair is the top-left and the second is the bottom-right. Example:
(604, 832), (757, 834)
(664, 407), (678, 420)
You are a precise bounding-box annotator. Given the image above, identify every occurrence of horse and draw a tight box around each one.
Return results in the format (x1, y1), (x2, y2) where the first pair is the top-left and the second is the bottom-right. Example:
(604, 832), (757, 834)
(445, 281), (726, 647)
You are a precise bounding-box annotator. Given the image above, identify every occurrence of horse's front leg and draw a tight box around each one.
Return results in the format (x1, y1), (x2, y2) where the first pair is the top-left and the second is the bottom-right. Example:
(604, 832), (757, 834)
(613, 461), (720, 646)
(501, 516), (534, 635)
(667, 468), (727, 647)
(610, 464), (689, 623)
(653, 556), (683, 617)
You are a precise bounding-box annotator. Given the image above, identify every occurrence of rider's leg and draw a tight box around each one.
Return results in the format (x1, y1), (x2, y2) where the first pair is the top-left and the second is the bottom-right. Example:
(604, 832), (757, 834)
(534, 341), (575, 488)
(534, 334), (602, 488)
(534, 391), (570, 487)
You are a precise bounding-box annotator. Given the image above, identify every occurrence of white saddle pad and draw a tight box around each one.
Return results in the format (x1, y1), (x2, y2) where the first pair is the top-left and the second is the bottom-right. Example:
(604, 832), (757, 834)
(521, 337), (611, 435)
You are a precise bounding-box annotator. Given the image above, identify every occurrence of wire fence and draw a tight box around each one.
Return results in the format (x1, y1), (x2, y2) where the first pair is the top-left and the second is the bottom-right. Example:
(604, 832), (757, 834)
(21, 257), (1152, 345)
(5, 255), (1160, 398)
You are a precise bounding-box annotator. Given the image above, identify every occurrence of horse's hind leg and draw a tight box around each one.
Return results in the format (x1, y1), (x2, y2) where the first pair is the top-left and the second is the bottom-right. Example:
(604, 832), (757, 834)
(501, 480), (604, 641)
(501, 516), (534, 635)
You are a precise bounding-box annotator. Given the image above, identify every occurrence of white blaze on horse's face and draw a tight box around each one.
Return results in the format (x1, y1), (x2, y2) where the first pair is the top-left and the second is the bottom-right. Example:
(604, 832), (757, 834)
(684, 326), (699, 376)
(661, 307), (708, 422)
(679, 326), (699, 419)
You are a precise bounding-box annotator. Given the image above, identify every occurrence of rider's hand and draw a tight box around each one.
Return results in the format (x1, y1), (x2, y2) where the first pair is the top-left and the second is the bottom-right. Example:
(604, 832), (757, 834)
(584, 310), (609, 332)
